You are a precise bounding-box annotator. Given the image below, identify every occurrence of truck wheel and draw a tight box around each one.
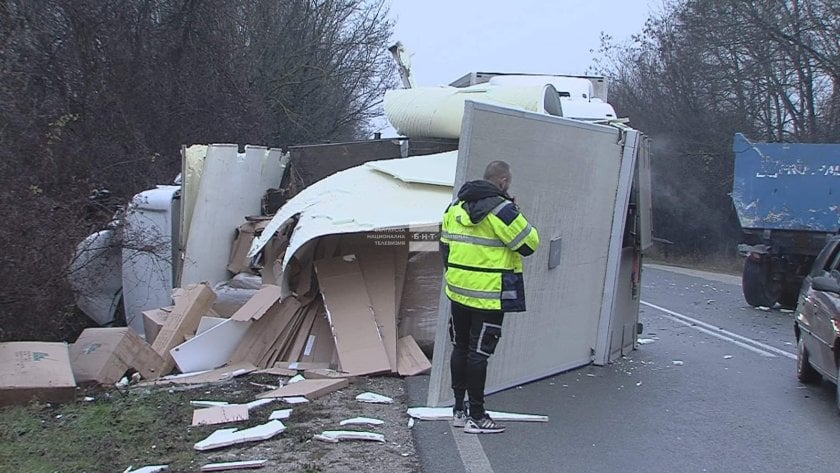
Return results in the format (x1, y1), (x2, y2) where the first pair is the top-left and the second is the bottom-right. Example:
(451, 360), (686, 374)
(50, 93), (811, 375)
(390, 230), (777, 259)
(796, 337), (820, 384)
(742, 258), (779, 307)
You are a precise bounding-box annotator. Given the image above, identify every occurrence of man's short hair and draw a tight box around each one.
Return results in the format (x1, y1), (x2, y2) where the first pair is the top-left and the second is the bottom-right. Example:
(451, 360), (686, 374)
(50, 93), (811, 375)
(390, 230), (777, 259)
(484, 160), (511, 181)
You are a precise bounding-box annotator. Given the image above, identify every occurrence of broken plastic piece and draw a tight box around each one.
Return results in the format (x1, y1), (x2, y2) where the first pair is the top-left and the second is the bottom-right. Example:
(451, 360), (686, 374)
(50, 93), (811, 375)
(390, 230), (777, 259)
(194, 420), (286, 451)
(339, 417), (384, 426)
(123, 466), (169, 473)
(200, 459), (268, 471)
(356, 392), (393, 404)
(287, 374), (305, 384)
(406, 407), (548, 422)
(269, 409), (292, 420)
(313, 430), (385, 443)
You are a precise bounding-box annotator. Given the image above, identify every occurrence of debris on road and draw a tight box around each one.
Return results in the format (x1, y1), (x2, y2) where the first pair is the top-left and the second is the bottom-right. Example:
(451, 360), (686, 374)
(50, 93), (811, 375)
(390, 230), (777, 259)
(356, 392), (394, 404)
(340, 416), (385, 426)
(406, 407), (548, 422)
(200, 459), (267, 471)
(313, 430), (386, 443)
(194, 420), (287, 451)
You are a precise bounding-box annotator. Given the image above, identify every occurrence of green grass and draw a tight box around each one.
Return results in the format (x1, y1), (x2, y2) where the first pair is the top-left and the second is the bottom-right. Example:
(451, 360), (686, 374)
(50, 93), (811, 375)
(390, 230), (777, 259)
(0, 388), (200, 472)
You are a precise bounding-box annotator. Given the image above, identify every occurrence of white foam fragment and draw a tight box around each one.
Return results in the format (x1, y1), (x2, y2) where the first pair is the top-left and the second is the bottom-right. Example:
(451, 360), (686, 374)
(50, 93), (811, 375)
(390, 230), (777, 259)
(194, 420), (286, 451)
(636, 338), (656, 345)
(287, 374), (305, 384)
(191, 400), (230, 408)
(313, 430), (385, 443)
(406, 407), (548, 422)
(356, 392), (393, 404)
(282, 396), (310, 404)
(672, 360), (684, 366)
(200, 459), (268, 471)
(123, 466), (169, 473)
(269, 409), (293, 420)
(339, 417), (384, 426)
(245, 398), (276, 411)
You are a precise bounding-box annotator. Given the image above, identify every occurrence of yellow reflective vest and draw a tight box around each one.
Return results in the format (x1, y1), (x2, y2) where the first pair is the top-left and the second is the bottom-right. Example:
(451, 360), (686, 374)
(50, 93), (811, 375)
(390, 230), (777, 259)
(441, 183), (540, 312)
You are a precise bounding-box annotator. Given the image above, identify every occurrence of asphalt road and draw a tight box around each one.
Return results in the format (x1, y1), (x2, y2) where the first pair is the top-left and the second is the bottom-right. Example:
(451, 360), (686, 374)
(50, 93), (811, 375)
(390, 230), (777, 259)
(407, 264), (840, 473)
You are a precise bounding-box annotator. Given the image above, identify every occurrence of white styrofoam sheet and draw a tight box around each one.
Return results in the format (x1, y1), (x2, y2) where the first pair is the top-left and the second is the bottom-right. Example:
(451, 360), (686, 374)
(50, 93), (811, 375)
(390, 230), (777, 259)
(428, 101), (628, 406)
(248, 152), (455, 274)
(171, 318), (251, 373)
(181, 145), (283, 287)
(365, 151), (457, 186)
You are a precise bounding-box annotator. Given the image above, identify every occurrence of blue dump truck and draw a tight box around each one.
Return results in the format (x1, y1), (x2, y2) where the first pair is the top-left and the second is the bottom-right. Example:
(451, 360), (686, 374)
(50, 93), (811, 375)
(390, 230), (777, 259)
(732, 133), (840, 308)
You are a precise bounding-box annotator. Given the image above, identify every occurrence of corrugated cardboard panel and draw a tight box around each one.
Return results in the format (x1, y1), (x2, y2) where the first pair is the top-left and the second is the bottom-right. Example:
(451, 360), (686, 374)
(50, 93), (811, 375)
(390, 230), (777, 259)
(397, 336), (431, 376)
(281, 301), (320, 362)
(228, 297), (302, 367)
(230, 285), (282, 321)
(356, 251), (398, 373)
(428, 102), (625, 406)
(151, 283), (216, 375)
(142, 307), (171, 345)
(299, 309), (336, 365)
(70, 327), (165, 383)
(0, 342), (76, 405)
(192, 405), (249, 426)
(314, 257), (390, 376)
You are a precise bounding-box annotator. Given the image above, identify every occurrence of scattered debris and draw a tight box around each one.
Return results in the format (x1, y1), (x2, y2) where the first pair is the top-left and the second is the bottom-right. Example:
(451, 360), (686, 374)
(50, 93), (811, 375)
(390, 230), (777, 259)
(757, 306), (770, 311)
(356, 392), (394, 404)
(70, 327), (164, 384)
(194, 420), (286, 451)
(0, 342), (76, 406)
(287, 374), (305, 384)
(636, 338), (656, 345)
(269, 409), (292, 420)
(192, 405), (249, 426)
(723, 355), (733, 359)
(256, 378), (349, 400)
(313, 430), (386, 443)
(123, 466), (169, 473)
(191, 400), (229, 408)
(406, 407), (548, 422)
(281, 397), (309, 404)
(200, 460), (267, 471)
(672, 360), (684, 366)
(339, 417), (385, 426)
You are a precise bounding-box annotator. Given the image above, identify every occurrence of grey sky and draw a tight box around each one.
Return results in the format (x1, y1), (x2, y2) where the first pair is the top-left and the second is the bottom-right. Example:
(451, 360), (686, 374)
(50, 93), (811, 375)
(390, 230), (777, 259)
(386, 0), (656, 87)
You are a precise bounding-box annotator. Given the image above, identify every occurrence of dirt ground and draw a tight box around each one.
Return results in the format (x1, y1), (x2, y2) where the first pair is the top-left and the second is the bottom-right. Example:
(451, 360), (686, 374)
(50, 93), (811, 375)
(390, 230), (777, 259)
(170, 374), (421, 473)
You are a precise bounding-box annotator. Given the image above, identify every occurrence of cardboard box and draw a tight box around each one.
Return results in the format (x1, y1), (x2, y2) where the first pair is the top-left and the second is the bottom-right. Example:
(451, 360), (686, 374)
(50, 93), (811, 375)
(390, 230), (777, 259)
(152, 283), (216, 375)
(0, 342), (76, 405)
(70, 328), (165, 384)
(142, 307), (172, 345)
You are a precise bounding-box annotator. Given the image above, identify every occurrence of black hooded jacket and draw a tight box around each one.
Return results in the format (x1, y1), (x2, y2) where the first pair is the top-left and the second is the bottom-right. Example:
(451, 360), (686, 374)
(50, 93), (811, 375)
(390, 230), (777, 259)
(456, 180), (514, 224)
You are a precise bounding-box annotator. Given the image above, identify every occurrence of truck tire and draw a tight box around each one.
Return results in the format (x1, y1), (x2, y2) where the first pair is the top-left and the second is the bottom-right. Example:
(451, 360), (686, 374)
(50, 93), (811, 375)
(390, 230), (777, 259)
(742, 258), (779, 307)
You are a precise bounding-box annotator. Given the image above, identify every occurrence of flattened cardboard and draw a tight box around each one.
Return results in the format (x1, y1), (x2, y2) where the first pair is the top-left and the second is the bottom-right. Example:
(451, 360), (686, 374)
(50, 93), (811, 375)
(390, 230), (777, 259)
(259, 236), (288, 286)
(142, 307), (171, 345)
(0, 342), (76, 405)
(281, 301), (319, 362)
(274, 361), (330, 371)
(192, 404), (249, 426)
(299, 310), (335, 365)
(356, 250), (398, 373)
(256, 378), (349, 400)
(315, 258), (390, 375)
(228, 297), (301, 367)
(152, 283), (216, 375)
(230, 285), (282, 321)
(70, 328), (165, 384)
(303, 369), (356, 381)
(396, 335), (431, 376)
(227, 221), (257, 275)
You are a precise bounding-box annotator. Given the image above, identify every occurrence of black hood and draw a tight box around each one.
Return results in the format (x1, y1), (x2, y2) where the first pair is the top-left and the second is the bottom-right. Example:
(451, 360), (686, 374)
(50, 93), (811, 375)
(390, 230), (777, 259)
(456, 180), (510, 224)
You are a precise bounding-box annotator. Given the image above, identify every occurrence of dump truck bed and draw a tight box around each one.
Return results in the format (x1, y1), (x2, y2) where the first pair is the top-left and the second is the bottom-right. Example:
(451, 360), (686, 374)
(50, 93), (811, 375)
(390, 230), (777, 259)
(732, 133), (839, 233)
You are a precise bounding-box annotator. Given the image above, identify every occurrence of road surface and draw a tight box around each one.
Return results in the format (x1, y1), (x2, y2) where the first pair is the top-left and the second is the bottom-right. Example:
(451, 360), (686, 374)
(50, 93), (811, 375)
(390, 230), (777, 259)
(407, 264), (840, 472)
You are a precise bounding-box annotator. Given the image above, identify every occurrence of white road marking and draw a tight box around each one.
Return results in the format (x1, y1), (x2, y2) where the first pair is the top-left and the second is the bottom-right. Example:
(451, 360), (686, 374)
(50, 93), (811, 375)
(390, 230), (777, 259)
(451, 424), (495, 473)
(641, 300), (796, 360)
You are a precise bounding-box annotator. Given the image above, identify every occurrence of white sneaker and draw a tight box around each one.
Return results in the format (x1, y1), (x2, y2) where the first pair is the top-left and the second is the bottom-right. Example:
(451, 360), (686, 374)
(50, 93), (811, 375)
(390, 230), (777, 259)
(452, 409), (467, 428)
(463, 415), (505, 434)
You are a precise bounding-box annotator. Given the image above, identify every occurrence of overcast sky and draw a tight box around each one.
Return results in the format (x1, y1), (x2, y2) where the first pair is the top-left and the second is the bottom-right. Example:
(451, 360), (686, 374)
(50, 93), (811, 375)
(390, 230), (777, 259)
(385, 0), (658, 87)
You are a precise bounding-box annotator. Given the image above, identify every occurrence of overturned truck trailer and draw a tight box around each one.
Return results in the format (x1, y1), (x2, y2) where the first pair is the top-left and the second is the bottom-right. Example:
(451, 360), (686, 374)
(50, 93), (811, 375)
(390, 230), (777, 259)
(249, 73), (653, 407)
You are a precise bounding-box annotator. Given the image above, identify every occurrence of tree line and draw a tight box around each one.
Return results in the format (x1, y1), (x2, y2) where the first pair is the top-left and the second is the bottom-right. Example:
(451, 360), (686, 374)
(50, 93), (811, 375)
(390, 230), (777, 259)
(0, 0), (395, 341)
(594, 0), (839, 256)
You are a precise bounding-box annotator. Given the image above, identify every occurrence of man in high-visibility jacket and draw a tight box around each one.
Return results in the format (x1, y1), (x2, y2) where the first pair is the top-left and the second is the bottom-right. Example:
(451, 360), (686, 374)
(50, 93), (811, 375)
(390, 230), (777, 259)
(440, 160), (540, 434)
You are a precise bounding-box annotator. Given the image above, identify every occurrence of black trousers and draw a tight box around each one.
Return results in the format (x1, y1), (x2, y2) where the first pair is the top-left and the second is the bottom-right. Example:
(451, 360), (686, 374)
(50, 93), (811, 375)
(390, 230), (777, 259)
(449, 300), (504, 419)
